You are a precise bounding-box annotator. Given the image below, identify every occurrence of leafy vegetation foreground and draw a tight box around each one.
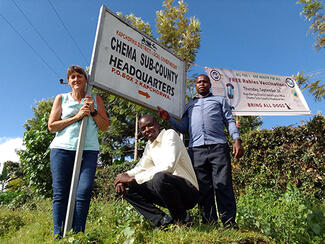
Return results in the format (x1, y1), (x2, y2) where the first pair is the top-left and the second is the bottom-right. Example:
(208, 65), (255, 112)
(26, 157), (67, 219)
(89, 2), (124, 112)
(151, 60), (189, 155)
(0, 186), (324, 243)
(0, 198), (273, 243)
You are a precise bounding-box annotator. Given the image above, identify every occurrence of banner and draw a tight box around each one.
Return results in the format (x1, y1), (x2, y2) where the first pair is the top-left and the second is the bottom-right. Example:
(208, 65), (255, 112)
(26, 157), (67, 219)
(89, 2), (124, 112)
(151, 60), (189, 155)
(89, 5), (186, 119)
(205, 67), (311, 116)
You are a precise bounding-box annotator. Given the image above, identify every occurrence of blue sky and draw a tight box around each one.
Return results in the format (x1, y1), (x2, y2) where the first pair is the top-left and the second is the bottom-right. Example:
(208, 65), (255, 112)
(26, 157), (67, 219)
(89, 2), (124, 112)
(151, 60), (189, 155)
(0, 0), (324, 164)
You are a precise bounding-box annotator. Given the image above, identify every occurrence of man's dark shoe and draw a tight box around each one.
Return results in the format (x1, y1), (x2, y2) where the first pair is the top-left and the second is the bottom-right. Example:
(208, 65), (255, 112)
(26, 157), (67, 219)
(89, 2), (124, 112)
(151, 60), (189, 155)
(157, 214), (174, 230)
(224, 221), (239, 230)
(176, 212), (193, 226)
(202, 218), (219, 226)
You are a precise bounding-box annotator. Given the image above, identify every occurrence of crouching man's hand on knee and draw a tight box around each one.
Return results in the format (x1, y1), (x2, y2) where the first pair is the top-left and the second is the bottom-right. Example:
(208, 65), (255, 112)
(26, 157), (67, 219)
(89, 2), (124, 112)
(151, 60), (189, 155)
(114, 173), (135, 195)
(115, 182), (128, 195)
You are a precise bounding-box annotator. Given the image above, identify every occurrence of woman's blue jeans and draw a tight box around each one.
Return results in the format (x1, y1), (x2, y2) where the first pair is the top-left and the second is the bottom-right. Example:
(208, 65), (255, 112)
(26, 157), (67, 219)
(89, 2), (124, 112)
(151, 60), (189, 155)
(50, 148), (98, 237)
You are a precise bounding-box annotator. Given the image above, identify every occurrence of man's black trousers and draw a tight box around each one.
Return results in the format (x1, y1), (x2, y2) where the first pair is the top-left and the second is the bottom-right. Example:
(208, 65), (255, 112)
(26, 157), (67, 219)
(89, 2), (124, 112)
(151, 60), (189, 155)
(123, 172), (198, 227)
(188, 143), (236, 226)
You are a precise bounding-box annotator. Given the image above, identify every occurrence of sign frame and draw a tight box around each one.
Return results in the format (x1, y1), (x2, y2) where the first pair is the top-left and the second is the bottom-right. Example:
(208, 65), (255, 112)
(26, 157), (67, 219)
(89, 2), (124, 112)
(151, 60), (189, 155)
(88, 5), (186, 119)
(205, 67), (311, 116)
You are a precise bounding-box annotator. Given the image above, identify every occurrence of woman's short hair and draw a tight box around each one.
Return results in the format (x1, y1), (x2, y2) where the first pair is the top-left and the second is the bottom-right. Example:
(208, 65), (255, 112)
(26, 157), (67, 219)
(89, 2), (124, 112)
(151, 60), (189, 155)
(67, 65), (88, 80)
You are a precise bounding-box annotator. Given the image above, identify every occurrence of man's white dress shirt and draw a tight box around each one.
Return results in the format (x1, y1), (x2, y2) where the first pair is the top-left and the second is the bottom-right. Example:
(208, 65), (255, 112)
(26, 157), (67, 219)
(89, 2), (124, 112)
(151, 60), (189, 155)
(127, 129), (199, 189)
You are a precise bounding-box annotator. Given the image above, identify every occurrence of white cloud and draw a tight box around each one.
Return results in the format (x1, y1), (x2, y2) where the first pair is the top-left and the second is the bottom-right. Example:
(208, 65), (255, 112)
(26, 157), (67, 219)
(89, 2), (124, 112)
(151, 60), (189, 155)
(0, 137), (25, 172)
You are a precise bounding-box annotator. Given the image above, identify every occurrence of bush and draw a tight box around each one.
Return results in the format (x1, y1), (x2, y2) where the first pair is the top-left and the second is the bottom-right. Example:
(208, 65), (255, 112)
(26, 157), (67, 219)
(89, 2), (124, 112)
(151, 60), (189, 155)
(19, 114), (54, 198)
(0, 191), (20, 205)
(6, 178), (25, 192)
(0, 212), (25, 236)
(93, 160), (136, 200)
(233, 115), (325, 199)
(0, 188), (34, 209)
(237, 184), (325, 243)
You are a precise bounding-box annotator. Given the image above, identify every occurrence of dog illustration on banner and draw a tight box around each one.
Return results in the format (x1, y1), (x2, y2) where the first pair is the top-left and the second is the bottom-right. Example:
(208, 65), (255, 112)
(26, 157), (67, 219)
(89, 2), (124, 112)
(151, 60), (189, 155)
(208, 69), (238, 110)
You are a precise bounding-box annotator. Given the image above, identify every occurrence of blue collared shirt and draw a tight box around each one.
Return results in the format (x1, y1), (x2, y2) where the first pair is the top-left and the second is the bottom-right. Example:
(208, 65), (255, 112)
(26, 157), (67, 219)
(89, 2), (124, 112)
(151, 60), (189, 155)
(169, 93), (240, 148)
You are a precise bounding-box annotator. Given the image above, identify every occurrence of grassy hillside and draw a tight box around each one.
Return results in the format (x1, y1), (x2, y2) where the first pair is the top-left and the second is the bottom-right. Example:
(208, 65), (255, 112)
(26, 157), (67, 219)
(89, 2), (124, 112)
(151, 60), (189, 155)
(1, 184), (324, 243)
(0, 198), (270, 244)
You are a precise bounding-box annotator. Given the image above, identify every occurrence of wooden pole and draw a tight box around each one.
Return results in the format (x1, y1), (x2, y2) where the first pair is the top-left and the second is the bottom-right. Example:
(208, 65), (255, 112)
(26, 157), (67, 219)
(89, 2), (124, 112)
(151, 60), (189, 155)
(134, 112), (138, 161)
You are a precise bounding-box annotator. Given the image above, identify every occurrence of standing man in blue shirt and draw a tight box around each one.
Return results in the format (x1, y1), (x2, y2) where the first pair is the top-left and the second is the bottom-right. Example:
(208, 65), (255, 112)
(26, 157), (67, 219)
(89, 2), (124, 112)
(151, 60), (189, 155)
(158, 74), (244, 228)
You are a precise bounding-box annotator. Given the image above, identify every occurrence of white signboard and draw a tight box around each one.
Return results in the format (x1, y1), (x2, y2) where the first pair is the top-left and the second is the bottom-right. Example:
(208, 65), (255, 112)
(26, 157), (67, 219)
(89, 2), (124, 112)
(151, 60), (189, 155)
(89, 5), (186, 119)
(205, 67), (311, 116)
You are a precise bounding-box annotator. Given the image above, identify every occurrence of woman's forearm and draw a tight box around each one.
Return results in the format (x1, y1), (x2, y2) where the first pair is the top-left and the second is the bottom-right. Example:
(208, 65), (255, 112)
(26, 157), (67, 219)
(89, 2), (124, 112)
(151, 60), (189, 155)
(48, 114), (81, 133)
(92, 113), (109, 131)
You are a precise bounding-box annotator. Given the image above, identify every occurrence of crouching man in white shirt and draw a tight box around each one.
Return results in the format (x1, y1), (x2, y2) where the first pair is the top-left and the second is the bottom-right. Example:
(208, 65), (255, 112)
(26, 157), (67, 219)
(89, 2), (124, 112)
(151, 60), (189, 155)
(114, 114), (199, 228)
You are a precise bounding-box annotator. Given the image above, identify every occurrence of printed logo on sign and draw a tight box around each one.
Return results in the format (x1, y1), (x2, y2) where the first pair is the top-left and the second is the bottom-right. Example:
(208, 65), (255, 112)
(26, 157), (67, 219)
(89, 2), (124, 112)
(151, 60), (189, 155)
(285, 78), (295, 88)
(141, 36), (157, 51)
(292, 90), (298, 97)
(210, 70), (221, 81)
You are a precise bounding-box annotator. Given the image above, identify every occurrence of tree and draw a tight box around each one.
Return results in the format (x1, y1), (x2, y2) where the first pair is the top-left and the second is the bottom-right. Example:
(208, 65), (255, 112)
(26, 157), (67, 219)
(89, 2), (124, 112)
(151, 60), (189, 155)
(296, 0), (325, 101)
(0, 160), (24, 192)
(295, 71), (325, 101)
(298, 0), (325, 50)
(0, 161), (10, 192)
(156, 0), (201, 92)
(18, 99), (54, 197)
(24, 98), (53, 131)
(117, 12), (153, 37)
(236, 116), (263, 135)
(156, 0), (200, 71)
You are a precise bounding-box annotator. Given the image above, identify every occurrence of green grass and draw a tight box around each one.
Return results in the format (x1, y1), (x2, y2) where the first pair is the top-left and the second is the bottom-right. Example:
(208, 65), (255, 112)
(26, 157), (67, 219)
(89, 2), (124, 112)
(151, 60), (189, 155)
(0, 198), (270, 244)
(2, 184), (324, 243)
(0, 199), (53, 243)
